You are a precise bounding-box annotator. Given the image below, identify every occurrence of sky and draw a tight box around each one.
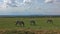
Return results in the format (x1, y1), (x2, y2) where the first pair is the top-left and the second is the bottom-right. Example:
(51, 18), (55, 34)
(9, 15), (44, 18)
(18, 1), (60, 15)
(0, 0), (60, 15)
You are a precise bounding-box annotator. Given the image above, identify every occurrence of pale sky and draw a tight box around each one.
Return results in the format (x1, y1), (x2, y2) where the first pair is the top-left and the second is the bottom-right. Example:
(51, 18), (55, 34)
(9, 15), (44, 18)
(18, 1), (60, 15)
(0, 0), (60, 15)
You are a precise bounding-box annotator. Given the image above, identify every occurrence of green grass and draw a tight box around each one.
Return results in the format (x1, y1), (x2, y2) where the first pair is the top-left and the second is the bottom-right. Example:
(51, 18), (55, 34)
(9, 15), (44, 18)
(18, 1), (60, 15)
(0, 17), (60, 30)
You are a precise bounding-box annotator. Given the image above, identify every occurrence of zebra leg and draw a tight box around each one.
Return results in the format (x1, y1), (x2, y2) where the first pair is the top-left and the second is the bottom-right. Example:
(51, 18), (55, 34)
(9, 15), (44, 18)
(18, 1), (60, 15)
(47, 21), (49, 23)
(51, 21), (53, 24)
(22, 23), (25, 27)
(33, 22), (36, 25)
(16, 22), (18, 26)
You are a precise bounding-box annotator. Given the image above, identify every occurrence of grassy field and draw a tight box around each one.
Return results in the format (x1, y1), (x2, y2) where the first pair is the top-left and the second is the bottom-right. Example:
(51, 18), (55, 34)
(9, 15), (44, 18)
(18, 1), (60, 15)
(0, 17), (60, 30)
(0, 17), (60, 34)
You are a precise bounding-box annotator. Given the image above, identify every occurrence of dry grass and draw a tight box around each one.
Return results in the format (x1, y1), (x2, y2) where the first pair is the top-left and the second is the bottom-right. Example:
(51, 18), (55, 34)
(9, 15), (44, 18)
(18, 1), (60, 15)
(0, 29), (60, 34)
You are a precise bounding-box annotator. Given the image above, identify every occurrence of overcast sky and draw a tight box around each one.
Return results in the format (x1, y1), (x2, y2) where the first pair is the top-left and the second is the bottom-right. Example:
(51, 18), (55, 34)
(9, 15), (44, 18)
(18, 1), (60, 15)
(0, 0), (60, 15)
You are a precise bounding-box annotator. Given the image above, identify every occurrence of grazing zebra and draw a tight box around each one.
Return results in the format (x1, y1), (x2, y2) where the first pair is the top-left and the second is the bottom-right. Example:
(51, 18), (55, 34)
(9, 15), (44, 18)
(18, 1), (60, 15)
(47, 19), (53, 24)
(16, 20), (24, 27)
(30, 20), (36, 25)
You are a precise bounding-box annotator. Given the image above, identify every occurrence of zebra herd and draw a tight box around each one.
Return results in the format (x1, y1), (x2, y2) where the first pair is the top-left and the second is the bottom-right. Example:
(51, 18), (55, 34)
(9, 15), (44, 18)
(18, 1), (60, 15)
(16, 19), (53, 27)
(16, 20), (36, 27)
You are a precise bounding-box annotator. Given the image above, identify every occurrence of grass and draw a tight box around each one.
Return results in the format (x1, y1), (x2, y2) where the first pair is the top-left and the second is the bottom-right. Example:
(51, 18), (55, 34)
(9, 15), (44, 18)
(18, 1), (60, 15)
(0, 17), (60, 34)
(0, 17), (60, 30)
